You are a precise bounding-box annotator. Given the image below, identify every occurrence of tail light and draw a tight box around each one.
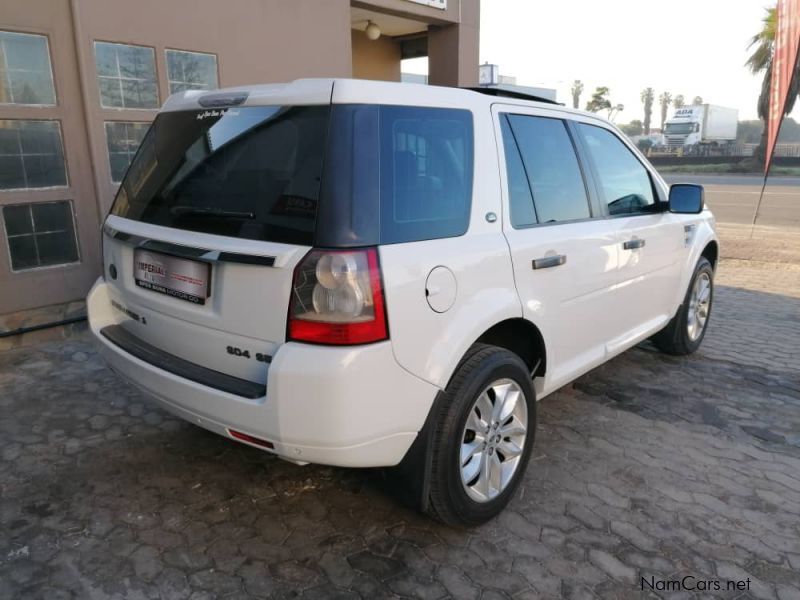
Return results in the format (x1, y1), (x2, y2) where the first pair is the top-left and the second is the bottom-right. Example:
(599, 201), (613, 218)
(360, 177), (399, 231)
(288, 247), (389, 345)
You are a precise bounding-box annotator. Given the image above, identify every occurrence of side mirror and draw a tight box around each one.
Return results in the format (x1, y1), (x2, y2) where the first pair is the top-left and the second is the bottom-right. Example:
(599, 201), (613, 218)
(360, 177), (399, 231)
(669, 184), (704, 214)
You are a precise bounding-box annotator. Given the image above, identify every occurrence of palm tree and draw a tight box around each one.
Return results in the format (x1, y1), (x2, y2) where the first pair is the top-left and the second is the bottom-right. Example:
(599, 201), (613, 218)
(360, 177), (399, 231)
(570, 80), (584, 110)
(745, 6), (800, 166)
(640, 87), (654, 134)
(674, 94), (685, 109)
(658, 92), (673, 131)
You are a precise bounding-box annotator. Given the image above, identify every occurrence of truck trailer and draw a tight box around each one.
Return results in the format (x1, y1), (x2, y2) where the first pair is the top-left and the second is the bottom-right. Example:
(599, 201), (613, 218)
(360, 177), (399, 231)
(663, 104), (738, 150)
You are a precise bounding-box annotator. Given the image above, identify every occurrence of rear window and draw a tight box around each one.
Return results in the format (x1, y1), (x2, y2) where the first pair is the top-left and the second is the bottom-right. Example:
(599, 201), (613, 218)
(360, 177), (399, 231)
(110, 104), (474, 247)
(111, 106), (329, 245)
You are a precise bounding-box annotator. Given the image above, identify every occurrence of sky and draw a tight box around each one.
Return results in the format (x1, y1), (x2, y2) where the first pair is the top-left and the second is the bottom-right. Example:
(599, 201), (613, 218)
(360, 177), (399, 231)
(404, 0), (781, 123)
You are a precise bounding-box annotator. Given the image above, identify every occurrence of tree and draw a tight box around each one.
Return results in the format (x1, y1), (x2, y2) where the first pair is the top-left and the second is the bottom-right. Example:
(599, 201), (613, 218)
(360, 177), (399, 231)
(692, 96), (703, 105)
(745, 6), (800, 166)
(658, 91), (673, 130)
(570, 80), (584, 110)
(674, 94), (685, 108)
(585, 86), (612, 113)
(640, 87), (655, 134)
(619, 120), (644, 137)
(608, 103), (624, 122)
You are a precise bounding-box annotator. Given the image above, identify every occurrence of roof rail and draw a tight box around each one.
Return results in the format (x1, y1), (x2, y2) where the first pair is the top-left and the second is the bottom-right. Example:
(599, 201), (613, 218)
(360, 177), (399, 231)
(464, 86), (563, 106)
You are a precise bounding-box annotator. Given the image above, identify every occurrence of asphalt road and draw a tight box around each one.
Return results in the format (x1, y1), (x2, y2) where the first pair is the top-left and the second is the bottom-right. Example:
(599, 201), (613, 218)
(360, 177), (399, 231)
(661, 173), (800, 229)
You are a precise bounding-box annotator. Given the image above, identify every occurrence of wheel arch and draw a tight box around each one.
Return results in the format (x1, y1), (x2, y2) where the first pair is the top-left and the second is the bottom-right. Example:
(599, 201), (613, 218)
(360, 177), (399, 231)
(701, 239), (719, 270)
(473, 318), (547, 379)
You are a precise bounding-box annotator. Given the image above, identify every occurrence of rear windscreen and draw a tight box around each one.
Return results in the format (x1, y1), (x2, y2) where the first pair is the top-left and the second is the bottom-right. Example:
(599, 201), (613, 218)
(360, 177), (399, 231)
(110, 104), (473, 247)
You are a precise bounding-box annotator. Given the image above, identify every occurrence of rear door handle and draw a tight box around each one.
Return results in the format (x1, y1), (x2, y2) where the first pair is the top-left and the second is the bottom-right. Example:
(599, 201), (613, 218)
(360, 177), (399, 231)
(623, 239), (646, 250)
(532, 255), (567, 270)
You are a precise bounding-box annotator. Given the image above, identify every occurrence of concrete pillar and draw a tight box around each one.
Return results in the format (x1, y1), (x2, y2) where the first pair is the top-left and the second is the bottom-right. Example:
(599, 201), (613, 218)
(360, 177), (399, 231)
(427, 0), (479, 87)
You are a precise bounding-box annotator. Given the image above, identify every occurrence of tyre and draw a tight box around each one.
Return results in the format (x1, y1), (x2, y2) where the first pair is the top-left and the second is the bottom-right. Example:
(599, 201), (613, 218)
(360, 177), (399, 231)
(652, 256), (714, 355)
(426, 344), (536, 526)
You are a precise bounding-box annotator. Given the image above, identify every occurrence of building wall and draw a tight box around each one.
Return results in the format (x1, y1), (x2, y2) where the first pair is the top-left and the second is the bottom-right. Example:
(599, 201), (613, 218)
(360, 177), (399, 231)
(0, 0), (479, 316)
(351, 30), (401, 81)
(73, 0), (353, 216)
(0, 0), (103, 314)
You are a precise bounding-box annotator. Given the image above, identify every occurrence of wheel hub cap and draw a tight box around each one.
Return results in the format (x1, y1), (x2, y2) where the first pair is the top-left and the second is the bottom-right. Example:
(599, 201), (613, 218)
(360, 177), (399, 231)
(460, 378), (528, 503)
(687, 272), (711, 342)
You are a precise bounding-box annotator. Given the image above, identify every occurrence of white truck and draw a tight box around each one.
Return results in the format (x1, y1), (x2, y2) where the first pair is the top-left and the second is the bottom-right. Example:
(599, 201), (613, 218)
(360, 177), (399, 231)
(663, 104), (738, 150)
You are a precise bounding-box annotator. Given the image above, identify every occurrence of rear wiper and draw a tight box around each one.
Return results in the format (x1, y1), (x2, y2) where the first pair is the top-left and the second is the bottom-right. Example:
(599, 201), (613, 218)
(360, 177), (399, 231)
(170, 206), (255, 219)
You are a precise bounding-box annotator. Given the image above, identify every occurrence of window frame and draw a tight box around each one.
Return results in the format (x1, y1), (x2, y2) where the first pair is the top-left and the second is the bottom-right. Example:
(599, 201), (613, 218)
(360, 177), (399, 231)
(0, 29), (58, 107)
(572, 121), (667, 219)
(0, 118), (69, 191)
(496, 108), (602, 230)
(2, 199), (81, 272)
(93, 40), (160, 110)
(164, 48), (219, 94)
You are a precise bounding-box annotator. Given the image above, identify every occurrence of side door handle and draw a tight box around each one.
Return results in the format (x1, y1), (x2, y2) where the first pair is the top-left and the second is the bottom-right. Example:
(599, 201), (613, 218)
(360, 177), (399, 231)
(623, 238), (646, 250)
(532, 254), (567, 270)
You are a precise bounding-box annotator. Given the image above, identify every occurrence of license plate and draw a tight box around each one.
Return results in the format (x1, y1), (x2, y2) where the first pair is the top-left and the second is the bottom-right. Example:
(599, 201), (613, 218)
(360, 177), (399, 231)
(133, 249), (211, 305)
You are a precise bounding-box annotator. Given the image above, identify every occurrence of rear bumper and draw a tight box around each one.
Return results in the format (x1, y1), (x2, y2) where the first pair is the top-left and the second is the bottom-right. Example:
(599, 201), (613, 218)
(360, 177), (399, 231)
(87, 279), (439, 467)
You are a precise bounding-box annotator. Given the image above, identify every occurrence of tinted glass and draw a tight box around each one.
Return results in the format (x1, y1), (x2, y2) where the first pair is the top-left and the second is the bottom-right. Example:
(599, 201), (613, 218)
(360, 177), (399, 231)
(110, 106), (330, 245)
(3, 201), (79, 270)
(506, 115), (590, 223)
(110, 104), (474, 248)
(94, 42), (158, 109)
(104, 121), (150, 182)
(499, 115), (536, 227)
(578, 123), (656, 216)
(379, 106), (473, 244)
(0, 120), (67, 189)
(0, 31), (56, 105)
(166, 50), (218, 93)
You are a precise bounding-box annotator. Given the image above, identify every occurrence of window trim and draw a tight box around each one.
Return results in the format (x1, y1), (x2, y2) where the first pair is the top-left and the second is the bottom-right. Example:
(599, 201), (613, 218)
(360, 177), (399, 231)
(0, 29), (58, 107)
(164, 48), (220, 95)
(93, 40), (160, 111)
(0, 118), (70, 191)
(573, 121), (667, 219)
(498, 111), (599, 230)
(2, 199), (81, 273)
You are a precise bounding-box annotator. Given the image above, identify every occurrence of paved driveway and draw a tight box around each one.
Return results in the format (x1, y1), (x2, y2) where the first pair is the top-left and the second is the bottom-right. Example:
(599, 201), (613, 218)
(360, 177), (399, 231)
(1, 259), (799, 599)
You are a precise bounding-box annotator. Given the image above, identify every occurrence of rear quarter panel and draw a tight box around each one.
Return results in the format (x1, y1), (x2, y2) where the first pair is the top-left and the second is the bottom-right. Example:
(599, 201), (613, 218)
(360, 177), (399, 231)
(379, 100), (521, 389)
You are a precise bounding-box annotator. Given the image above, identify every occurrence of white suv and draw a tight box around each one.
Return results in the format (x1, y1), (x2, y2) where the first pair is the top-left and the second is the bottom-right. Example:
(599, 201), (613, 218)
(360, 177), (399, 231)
(88, 79), (718, 525)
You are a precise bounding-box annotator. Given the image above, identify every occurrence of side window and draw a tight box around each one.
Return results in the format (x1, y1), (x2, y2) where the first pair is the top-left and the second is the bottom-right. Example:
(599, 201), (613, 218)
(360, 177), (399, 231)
(506, 114), (590, 223)
(499, 115), (536, 227)
(379, 106), (473, 244)
(577, 123), (656, 216)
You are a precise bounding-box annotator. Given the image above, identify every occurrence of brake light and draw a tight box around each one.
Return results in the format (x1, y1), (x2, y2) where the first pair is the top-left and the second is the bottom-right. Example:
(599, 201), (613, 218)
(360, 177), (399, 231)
(288, 247), (389, 345)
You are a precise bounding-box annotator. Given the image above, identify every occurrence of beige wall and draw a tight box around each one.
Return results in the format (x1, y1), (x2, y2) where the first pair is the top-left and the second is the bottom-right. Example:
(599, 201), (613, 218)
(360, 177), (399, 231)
(428, 0), (479, 87)
(0, 0), (103, 314)
(0, 0), (480, 316)
(73, 0), (353, 215)
(351, 30), (401, 81)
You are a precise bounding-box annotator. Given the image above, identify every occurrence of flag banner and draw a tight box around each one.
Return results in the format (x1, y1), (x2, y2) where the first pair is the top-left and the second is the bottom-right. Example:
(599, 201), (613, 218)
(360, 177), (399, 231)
(766, 0), (800, 174)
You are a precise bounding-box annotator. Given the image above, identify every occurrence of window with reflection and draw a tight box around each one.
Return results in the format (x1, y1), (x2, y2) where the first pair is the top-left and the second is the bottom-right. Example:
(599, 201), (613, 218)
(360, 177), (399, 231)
(3, 201), (79, 270)
(94, 42), (158, 109)
(577, 123), (656, 216)
(0, 120), (67, 190)
(0, 31), (56, 105)
(166, 49), (218, 93)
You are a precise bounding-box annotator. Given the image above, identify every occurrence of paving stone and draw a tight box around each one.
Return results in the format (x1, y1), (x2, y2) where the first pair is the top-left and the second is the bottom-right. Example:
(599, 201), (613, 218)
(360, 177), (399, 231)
(435, 565), (479, 600)
(589, 549), (636, 583)
(2, 259), (800, 598)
